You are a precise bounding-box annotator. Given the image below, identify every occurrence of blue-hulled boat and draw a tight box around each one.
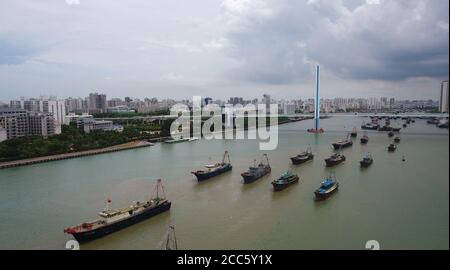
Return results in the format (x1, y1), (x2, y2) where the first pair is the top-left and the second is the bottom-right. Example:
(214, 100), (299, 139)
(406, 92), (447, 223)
(314, 175), (339, 200)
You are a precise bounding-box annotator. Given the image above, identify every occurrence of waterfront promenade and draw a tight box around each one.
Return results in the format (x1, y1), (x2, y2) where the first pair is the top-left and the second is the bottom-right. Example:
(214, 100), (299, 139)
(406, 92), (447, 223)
(0, 141), (153, 169)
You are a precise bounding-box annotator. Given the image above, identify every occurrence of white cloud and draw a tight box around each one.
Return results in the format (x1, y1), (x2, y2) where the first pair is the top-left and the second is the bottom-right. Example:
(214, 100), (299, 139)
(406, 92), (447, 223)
(203, 38), (232, 50)
(65, 0), (80, 5)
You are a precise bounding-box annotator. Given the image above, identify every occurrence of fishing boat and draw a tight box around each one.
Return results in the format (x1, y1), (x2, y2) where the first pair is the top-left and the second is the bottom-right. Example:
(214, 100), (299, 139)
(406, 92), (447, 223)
(350, 127), (357, 138)
(325, 153), (346, 167)
(360, 153), (373, 168)
(438, 120), (449, 129)
(241, 154), (271, 184)
(332, 135), (353, 150)
(427, 118), (440, 125)
(394, 136), (400, 143)
(378, 125), (392, 131)
(360, 132), (369, 144)
(314, 174), (339, 200)
(361, 123), (379, 130)
(388, 144), (397, 152)
(271, 171), (299, 191)
(388, 131), (395, 137)
(64, 179), (171, 243)
(191, 151), (232, 181)
(290, 146), (314, 165)
(164, 136), (190, 144)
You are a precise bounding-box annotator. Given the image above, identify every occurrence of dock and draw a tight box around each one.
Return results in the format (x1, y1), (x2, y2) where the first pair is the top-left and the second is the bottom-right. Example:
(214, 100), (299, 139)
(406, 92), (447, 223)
(0, 141), (153, 169)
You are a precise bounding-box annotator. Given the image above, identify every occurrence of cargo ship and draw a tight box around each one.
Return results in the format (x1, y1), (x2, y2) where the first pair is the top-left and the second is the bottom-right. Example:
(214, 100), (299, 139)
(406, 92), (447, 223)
(314, 174), (339, 200)
(271, 171), (299, 191)
(241, 154), (271, 184)
(64, 179), (171, 243)
(290, 146), (314, 165)
(332, 135), (353, 150)
(192, 151), (232, 181)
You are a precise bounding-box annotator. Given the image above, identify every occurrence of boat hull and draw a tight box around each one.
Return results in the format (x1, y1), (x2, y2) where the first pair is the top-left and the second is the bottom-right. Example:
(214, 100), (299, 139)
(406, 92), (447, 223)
(314, 184), (339, 200)
(290, 154), (314, 165)
(272, 176), (299, 191)
(69, 201), (171, 243)
(332, 142), (352, 150)
(325, 156), (346, 167)
(193, 164), (232, 181)
(360, 160), (373, 167)
(241, 168), (271, 184)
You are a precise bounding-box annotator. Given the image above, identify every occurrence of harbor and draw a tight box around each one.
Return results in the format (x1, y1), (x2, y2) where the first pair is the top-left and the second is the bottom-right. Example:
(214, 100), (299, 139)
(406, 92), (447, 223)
(0, 115), (448, 249)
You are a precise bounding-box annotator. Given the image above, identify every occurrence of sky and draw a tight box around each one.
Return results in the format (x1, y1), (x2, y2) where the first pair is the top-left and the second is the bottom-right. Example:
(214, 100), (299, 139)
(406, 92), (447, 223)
(0, 0), (448, 102)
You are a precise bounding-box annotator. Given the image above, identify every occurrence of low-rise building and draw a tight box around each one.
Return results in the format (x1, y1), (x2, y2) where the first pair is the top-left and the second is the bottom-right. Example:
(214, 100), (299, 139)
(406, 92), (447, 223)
(64, 113), (94, 128)
(83, 120), (114, 133)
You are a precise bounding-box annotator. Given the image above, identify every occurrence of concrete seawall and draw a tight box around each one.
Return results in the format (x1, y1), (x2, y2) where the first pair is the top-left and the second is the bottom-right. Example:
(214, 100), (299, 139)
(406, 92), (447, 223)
(0, 141), (153, 169)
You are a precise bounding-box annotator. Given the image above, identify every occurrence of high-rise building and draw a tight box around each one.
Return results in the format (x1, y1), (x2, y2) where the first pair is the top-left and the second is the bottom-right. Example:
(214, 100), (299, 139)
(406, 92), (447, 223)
(88, 93), (107, 114)
(8, 97), (64, 134)
(439, 80), (449, 113)
(28, 112), (56, 137)
(0, 109), (56, 142)
(0, 109), (29, 141)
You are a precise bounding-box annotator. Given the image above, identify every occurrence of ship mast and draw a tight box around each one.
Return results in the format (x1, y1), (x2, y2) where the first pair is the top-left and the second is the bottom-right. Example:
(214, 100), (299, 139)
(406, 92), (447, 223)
(152, 179), (166, 201)
(222, 151), (230, 164)
(263, 153), (270, 167)
(164, 224), (178, 250)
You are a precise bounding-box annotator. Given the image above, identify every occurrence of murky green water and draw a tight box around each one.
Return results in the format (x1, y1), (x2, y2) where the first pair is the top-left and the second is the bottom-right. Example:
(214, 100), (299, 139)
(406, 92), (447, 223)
(0, 116), (448, 250)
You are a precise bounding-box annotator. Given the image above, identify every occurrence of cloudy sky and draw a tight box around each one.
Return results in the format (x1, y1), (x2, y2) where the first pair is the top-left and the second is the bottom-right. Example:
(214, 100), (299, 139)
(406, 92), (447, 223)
(0, 0), (448, 102)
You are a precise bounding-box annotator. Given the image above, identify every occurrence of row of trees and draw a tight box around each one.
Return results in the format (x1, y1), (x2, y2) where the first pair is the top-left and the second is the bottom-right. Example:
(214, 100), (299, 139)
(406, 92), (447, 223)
(0, 121), (169, 162)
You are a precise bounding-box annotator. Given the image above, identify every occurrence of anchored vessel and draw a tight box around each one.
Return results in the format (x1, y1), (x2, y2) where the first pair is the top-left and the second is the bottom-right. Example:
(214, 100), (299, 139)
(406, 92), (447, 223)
(394, 136), (400, 143)
(360, 132), (369, 144)
(64, 179), (171, 243)
(241, 154), (271, 184)
(332, 135), (353, 150)
(271, 171), (299, 191)
(164, 136), (190, 144)
(325, 153), (346, 167)
(361, 123), (379, 130)
(290, 146), (314, 165)
(350, 127), (357, 138)
(360, 153), (373, 168)
(314, 175), (339, 200)
(192, 151), (232, 181)
(388, 143), (397, 152)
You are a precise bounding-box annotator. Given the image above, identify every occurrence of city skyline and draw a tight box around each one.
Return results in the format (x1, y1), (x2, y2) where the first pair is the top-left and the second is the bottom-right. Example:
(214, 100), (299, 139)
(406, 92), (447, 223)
(0, 0), (448, 101)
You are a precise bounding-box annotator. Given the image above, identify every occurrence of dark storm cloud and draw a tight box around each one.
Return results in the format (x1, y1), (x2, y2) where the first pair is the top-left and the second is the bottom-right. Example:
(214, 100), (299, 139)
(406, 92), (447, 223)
(219, 0), (449, 83)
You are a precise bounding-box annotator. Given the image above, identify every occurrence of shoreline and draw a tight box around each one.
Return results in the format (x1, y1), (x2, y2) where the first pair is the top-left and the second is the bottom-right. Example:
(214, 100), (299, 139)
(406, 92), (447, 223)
(0, 141), (153, 170)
